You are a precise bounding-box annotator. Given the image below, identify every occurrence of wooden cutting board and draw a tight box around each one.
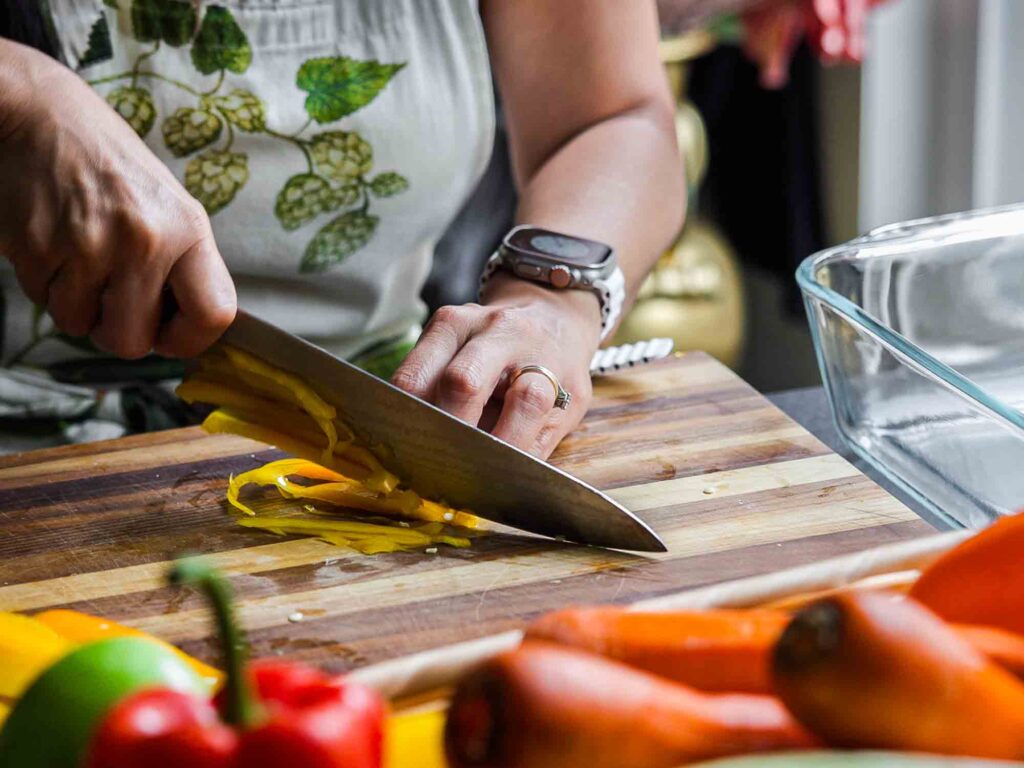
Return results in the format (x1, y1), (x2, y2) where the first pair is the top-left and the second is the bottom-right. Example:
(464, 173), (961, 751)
(0, 353), (932, 671)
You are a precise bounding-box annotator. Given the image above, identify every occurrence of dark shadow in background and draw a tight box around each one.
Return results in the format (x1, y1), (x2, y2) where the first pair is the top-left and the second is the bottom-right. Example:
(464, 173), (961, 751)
(688, 42), (826, 314)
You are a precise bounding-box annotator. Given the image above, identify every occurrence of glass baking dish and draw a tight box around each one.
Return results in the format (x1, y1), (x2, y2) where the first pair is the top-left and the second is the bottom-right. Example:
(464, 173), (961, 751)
(797, 203), (1024, 529)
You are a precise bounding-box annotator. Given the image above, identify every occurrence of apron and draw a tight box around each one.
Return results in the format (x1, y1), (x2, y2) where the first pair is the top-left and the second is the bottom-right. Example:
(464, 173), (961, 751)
(0, 0), (495, 449)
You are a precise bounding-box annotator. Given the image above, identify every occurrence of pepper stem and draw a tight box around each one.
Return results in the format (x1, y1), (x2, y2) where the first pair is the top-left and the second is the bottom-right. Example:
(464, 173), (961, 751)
(170, 557), (261, 728)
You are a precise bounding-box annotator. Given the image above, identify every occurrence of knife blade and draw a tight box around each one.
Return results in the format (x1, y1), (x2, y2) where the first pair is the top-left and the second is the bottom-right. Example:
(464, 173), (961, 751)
(217, 310), (666, 552)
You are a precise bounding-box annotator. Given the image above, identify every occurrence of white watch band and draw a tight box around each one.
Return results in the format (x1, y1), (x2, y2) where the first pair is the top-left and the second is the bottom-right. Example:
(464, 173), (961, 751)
(594, 265), (625, 341)
(590, 337), (675, 375)
(479, 253), (625, 342)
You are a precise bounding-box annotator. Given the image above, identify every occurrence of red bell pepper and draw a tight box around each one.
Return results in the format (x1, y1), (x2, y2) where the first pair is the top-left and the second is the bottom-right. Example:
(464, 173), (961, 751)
(85, 558), (386, 768)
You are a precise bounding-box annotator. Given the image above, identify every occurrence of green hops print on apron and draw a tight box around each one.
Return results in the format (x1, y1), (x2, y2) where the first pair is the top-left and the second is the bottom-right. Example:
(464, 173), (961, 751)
(84, 2), (408, 273)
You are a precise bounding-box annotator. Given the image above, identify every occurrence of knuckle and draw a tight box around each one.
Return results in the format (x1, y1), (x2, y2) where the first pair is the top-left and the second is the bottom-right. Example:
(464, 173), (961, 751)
(431, 305), (462, 327)
(51, 307), (91, 338)
(69, 221), (105, 260)
(192, 298), (237, 336)
(515, 380), (554, 416)
(114, 338), (151, 360)
(485, 307), (519, 332)
(181, 199), (212, 239)
(441, 361), (481, 400)
(391, 365), (429, 397)
(91, 327), (148, 360)
(112, 207), (160, 264)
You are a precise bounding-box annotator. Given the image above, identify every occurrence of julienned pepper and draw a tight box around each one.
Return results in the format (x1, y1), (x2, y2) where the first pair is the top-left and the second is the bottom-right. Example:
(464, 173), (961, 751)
(85, 558), (386, 768)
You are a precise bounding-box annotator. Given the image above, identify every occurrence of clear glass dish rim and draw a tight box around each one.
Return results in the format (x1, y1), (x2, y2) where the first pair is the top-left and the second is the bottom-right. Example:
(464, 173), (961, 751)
(795, 203), (1024, 436)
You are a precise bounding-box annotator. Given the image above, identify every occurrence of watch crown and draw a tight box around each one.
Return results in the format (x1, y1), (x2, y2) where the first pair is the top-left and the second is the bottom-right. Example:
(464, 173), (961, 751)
(550, 265), (573, 288)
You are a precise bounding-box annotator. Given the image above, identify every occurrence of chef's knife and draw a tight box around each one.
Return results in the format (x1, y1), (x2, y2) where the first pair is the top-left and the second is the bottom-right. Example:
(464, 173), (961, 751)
(217, 310), (666, 552)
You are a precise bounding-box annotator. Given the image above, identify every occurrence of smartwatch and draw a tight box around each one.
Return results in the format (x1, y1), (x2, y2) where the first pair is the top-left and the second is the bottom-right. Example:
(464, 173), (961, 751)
(479, 225), (625, 341)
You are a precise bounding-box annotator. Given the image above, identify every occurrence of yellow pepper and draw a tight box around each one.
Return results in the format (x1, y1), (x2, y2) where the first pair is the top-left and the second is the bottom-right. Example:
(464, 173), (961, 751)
(0, 612), (71, 700)
(237, 515), (471, 554)
(386, 709), (448, 768)
(33, 609), (222, 691)
(202, 408), (398, 491)
(203, 410), (374, 482)
(221, 346), (340, 462)
(0, 608), (221, 714)
(183, 344), (482, 555)
(227, 459), (478, 529)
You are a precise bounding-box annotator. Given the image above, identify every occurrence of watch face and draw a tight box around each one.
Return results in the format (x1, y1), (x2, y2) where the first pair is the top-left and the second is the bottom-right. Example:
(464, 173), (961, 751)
(505, 227), (613, 268)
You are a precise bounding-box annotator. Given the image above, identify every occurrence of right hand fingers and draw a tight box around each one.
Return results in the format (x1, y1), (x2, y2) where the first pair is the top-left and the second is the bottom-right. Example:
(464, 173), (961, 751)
(153, 234), (237, 359)
(0, 61), (235, 360)
(46, 257), (108, 340)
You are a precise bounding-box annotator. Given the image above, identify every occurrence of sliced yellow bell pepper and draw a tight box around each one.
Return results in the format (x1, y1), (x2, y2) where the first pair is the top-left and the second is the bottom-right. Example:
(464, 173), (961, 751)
(32, 609), (222, 692)
(203, 410), (373, 482)
(386, 709), (448, 768)
(177, 376), (284, 419)
(221, 346), (339, 461)
(237, 516), (471, 555)
(0, 612), (71, 699)
(203, 408), (397, 490)
(185, 344), (481, 555)
(227, 459), (478, 528)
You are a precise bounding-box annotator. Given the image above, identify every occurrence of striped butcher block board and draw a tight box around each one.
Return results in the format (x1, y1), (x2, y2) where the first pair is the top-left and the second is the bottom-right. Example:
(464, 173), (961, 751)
(0, 353), (932, 671)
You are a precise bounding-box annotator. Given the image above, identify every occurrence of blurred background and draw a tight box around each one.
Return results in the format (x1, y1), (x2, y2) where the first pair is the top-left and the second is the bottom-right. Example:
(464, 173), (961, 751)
(429, 0), (1018, 394)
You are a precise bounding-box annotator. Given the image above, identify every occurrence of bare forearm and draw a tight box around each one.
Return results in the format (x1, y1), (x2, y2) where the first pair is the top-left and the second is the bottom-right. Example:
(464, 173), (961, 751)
(514, 103), (686, 303)
(0, 38), (62, 141)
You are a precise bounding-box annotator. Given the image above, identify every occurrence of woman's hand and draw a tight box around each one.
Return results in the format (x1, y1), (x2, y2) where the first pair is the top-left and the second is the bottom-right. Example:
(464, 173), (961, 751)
(0, 41), (236, 359)
(392, 275), (601, 458)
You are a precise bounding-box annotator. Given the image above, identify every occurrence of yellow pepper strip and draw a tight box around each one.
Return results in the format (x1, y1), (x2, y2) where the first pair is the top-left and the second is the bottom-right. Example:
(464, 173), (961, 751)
(417, 498), (480, 530)
(199, 350), (339, 460)
(236, 516), (471, 555)
(0, 612), (71, 699)
(221, 346), (336, 421)
(203, 406), (395, 491)
(279, 479), (416, 516)
(0, 700), (9, 727)
(32, 609), (222, 692)
(177, 376), (283, 417)
(229, 458), (353, 515)
(204, 410), (372, 482)
(386, 709), (448, 768)
(221, 346), (339, 461)
(182, 377), (359, 451)
(231, 460), (358, 514)
(227, 459), (480, 528)
(225, 407), (392, 492)
(337, 445), (398, 494)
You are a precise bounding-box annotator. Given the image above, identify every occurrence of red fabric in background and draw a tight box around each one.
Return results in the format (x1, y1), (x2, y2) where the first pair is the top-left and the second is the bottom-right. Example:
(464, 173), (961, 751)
(742, 0), (888, 88)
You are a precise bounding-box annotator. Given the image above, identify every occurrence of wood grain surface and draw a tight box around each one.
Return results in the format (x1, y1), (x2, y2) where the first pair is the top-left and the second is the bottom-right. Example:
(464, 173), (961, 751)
(0, 353), (933, 672)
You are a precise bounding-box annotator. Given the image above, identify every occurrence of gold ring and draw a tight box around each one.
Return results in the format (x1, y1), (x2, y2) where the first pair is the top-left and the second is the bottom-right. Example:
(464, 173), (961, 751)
(509, 364), (572, 411)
